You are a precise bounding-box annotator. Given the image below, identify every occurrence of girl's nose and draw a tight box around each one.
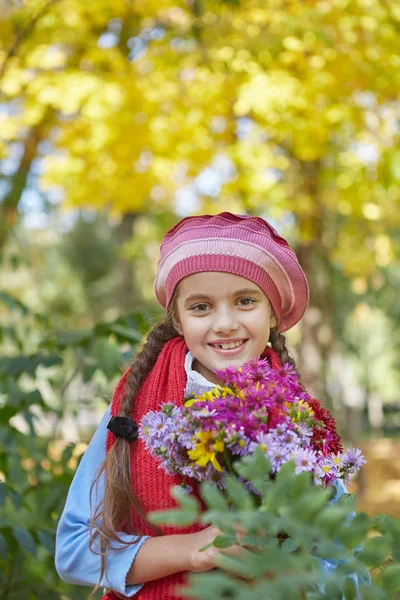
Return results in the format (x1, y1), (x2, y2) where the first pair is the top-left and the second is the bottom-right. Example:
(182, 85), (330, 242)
(212, 308), (239, 334)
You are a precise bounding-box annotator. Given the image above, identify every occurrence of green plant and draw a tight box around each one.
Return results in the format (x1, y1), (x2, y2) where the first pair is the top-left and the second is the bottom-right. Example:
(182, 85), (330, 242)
(0, 292), (147, 598)
(149, 450), (400, 599)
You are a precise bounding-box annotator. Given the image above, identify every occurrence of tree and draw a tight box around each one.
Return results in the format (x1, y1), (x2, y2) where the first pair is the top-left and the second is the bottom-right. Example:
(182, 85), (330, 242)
(1, 0), (399, 398)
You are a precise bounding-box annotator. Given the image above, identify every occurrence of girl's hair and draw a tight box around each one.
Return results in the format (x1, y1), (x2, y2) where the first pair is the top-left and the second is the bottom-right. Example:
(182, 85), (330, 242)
(88, 302), (297, 595)
(88, 302), (180, 596)
(269, 325), (297, 369)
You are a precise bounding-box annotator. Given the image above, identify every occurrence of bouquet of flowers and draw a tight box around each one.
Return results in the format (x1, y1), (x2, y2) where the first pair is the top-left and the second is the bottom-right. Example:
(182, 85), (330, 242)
(139, 358), (365, 490)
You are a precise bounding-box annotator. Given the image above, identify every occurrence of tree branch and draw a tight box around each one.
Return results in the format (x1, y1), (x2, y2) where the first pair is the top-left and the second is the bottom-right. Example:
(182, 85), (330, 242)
(0, 0), (61, 82)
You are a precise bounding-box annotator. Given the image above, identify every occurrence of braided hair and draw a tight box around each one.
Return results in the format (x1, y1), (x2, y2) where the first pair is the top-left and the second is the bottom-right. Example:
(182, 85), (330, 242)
(89, 306), (179, 596)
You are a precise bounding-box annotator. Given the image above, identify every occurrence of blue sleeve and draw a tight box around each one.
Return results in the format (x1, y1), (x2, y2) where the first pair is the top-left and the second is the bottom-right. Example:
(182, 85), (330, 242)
(316, 479), (370, 597)
(55, 405), (150, 597)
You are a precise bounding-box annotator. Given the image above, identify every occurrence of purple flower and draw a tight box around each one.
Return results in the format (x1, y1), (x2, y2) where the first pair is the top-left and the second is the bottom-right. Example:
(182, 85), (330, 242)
(249, 432), (274, 454)
(291, 448), (317, 475)
(313, 456), (339, 484)
(173, 483), (193, 495)
(342, 448), (366, 472)
(294, 423), (313, 445)
(204, 462), (227, 489)
(274, 421), (289, 436)
(242, 358), (272, 384)
(176, 430), (196, 450)
(139, 405), (184, 452)
(227, 432), (252, 457)
(213, 364), (241, 385)
(180, 465), (199, 479)
(267, 443), (292, 473)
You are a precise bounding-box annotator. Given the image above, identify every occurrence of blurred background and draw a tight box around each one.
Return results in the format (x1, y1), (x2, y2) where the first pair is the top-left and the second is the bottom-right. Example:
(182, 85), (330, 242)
(0, 0), (399, 597)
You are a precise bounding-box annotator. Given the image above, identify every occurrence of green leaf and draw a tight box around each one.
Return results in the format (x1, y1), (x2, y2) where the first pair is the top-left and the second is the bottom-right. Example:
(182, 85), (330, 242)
(225, 476), (253, 510)
(314, 505), (349, 536)
(0, 354), (62, 377)
(8, 487), (22, 511)
(60, 444), (75, 468)
(201, 482), (229, 511)
(13, 527), (36, 556)
(82, 362), (98, 383)
(147, 508), (196, 527)
(314, 541), (347, 561)
(392, 543), (400, 562)
(55, 330), (91, 348)
(89, 338), (123, 378)
(325, 582), (343, 599)
(343, 576), (357, 600)
(281, 537), (299, 554)
(103, 323), (142, 343)
(37, 531), (55, 555)
(359, 535), (391, 567)
(382, 564), (400, 593)
(0, 533), (8, 555)
(170, 486), (200, 516)
(184, 571), (241, 599)
(339, 511), (369, 550)
(338, 493), (357, 513)
(240, 534), (259, 547)
(213, 534), (237, 549)
(275, 459), (296, 482)
(291, 487), (332, 521)
(289, 470), (313, 500)
(233, 447), (271, 481)
(0, 482), (5, 507)
(0, 292), (29, 315)
(359, 582), (390, 600)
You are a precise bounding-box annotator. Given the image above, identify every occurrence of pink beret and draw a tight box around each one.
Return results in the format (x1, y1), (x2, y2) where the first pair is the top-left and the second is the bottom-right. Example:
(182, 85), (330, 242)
(154, 212), (309, 332)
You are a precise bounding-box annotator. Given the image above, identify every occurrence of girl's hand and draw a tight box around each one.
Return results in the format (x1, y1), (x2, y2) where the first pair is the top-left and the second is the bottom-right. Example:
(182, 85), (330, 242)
(186, 525), (245, 573)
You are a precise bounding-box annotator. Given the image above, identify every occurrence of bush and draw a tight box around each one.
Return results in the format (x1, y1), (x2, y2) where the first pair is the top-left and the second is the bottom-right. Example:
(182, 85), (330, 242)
(0, 292), (146, 599)
(149, 450), (400, 599)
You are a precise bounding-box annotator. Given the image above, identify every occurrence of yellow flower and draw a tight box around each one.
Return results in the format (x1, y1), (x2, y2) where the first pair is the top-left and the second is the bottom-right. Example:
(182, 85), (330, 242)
(300, 401), (314, 416)
(184, 386), (220, 407)
(220, 386), (236, 397)
(287, 400), (315, 422)
(188, 431), (224, 472)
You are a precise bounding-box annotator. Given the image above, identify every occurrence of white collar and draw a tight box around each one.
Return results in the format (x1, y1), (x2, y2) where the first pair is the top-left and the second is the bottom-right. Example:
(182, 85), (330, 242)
(184, 351), (217, 396)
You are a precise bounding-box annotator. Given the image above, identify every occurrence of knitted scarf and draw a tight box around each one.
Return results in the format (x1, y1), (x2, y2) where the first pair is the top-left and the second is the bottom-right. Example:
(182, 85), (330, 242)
(101, 338), (297, 599)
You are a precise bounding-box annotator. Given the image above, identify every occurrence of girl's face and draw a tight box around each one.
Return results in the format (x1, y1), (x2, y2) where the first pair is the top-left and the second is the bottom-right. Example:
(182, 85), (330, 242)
(173, 272), (277, 385)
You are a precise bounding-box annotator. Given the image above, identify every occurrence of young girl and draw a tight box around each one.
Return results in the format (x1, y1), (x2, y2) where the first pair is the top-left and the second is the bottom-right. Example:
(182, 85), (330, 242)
(55, 212), (358, 599)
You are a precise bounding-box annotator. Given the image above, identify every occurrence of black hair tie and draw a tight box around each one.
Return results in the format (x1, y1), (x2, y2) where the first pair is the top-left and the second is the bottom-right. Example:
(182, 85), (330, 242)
(107, 415), (139, 443)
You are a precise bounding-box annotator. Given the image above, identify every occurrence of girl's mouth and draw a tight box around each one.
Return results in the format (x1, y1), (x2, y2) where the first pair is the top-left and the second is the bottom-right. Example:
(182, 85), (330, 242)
(208, 339), (248, 356)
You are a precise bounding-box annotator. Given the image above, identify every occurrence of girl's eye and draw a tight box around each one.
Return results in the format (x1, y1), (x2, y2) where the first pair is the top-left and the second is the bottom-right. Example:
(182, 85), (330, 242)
(190, 303), (210, 312)
(237, 297), (256, 307)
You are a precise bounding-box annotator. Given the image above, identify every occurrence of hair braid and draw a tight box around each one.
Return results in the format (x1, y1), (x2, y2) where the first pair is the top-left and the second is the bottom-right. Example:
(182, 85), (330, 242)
(268, 325), (306, 390)
(269, 326), (296, 368)
(89, 315), (179, 596)
(119, 318), (178, 418)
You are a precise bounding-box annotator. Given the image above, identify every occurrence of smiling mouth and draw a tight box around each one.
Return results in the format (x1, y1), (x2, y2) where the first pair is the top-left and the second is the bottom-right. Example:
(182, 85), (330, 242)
(210, 340), (247, 350)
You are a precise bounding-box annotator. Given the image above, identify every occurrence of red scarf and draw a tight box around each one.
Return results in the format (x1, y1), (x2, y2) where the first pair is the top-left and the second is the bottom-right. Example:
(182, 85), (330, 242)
(102, 339), (282, 599)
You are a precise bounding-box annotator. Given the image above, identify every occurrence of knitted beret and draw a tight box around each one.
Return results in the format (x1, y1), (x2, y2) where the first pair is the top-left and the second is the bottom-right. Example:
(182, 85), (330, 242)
(154, 212), (309, 332)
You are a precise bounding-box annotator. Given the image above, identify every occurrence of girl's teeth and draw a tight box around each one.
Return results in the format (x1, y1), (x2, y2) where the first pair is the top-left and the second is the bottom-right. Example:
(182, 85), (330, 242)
(217, 341), (244, 350)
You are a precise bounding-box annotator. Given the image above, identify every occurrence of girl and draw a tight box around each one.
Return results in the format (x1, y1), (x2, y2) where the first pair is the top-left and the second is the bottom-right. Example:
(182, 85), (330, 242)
(55, 212), (357, 599)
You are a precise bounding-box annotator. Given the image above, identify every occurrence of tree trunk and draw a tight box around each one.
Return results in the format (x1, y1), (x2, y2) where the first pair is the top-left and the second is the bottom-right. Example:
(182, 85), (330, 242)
(295, 161), (336, 407)
(116, 212), (139, 313)
(0, 112), (53, 253)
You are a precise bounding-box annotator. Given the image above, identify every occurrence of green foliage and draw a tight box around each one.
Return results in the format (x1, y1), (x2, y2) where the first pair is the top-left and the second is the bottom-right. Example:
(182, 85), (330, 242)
(0, 293), (145, 598)
(152, 450), (400, 599)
